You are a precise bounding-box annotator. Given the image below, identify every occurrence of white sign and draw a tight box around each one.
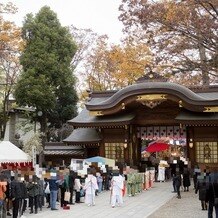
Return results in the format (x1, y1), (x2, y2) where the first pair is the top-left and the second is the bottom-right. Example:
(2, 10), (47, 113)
(32, 146), (36, 167)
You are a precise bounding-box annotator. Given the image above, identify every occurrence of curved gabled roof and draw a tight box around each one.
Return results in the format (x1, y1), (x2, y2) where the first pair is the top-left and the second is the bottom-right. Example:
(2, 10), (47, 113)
(85, 82), (218, 114)
(68, 108), (135, 127)
(63, 128), (102, 144)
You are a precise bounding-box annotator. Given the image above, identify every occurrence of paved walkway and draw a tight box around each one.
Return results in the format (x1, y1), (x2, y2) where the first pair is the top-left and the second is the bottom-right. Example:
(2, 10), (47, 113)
(148, 186), (210, 218)
(14, 181), (214, 218)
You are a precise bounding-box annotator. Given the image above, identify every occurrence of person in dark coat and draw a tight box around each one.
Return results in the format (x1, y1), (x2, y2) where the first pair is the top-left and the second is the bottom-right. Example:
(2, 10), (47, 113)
(27, 176), (39, 214)
(19, 179), (28, 216)
(60, 174), (69, 208)
(174, 171), (182, 199)
(183, 168), (191, 192)
(195, 175), (207, 210)
(206, 172), (218, 218)
(10, 177), (22, 218)
(105, 173), (111, 191)
(172, 174), (177, 193)
(68, 170), (75, 205)
(193, 164), (201, 190)
(37, 177), (44, 211)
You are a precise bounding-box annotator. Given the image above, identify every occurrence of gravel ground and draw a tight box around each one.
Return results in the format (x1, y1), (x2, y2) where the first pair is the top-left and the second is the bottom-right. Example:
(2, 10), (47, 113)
(148, 187), (212, 218)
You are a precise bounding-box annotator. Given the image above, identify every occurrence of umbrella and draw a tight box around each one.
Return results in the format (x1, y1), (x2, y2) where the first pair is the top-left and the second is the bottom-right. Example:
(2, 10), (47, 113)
(145, 141), (170, 152)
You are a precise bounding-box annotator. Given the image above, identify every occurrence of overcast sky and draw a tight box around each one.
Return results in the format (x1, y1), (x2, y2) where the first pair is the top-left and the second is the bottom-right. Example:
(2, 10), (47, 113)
(2, 0), (124, 44)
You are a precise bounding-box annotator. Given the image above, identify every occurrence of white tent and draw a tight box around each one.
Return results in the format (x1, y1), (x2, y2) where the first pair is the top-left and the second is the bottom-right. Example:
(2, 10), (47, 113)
(0, 141), (30, 163)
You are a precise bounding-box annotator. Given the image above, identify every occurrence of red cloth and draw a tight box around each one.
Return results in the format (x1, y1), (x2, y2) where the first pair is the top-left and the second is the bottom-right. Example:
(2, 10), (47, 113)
(122, 184), (126, 196)
(0, 162), (33, 170)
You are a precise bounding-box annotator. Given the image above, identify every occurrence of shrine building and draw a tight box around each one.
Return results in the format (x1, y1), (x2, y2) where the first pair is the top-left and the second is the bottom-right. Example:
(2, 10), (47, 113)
(63, 72), (218, 171)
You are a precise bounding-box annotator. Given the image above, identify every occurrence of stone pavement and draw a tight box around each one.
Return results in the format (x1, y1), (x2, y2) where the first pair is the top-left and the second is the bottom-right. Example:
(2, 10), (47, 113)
(13, 181), (213, 218)
(148, 186), (211, 218)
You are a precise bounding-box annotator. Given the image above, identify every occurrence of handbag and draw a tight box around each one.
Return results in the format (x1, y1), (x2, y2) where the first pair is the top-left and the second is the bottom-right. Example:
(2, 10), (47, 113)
(212, 183), (218, 206)
(45, 183), (50, 194)
(64, 191), (71, 202)
(80, 188), (85, 197)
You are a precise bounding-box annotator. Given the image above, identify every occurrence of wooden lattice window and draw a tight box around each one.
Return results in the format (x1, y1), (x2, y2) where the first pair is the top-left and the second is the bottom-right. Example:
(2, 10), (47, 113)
(105, 143), (124, 162)
(196, 142), (218, 163)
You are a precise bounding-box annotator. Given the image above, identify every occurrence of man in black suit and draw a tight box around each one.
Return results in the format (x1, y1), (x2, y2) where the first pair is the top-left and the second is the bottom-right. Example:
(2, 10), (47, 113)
(11, 177), (22, 218)
(206, 171), (218, 218)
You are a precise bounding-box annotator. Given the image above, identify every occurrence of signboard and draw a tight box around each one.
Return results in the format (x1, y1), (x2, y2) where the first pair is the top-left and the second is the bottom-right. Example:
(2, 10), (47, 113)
(32, 146), (36, 168)
(70, 159), (84, 171)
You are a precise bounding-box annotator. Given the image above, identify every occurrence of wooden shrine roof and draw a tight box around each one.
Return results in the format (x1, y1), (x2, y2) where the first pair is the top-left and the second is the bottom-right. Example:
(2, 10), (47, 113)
(175, 109), (218, 125)
(44, 143), (84, 156)
(63, 128), (102, 144)
(85, 82), (218, 114)
(68, 107), (136, 127)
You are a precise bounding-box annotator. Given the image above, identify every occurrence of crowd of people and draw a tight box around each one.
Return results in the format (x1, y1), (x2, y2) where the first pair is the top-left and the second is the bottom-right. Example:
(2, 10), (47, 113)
(194, 167), (218, 218)
(1, 163), (218, 218)
(152, 158), (218, 218)
(169, 165), (218, 218)
(0, 166), (125, 218)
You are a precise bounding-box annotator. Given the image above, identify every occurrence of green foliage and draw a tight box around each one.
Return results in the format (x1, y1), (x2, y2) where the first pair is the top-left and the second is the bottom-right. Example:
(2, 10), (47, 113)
(22, 132), (43, 157)
(14, 6), (78, 132)
(15, 69), (56, 110)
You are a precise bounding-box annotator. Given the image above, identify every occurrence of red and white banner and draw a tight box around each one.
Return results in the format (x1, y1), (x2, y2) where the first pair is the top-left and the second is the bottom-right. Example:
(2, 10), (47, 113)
(138, 126), (186, 140)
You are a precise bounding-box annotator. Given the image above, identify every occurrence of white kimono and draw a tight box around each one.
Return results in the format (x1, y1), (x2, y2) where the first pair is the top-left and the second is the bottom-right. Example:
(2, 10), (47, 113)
(84, 175), (98, 206)
(157, 166), (165, 182)
(110, 175), (124, 207)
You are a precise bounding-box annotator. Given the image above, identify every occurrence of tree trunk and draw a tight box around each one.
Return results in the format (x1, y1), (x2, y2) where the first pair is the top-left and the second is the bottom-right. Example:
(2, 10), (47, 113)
(39, 113), (47, 166)
(198, 44), (210, 86)
(2, 90), (10, 139)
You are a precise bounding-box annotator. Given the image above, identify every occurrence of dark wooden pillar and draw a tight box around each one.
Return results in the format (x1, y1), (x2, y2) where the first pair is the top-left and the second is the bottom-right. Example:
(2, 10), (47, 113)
(187, 126), (195, 168)
(99, 141), (104, 156)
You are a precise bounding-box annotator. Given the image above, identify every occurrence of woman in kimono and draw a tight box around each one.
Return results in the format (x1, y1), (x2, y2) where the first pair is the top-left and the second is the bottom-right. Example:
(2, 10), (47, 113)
(157, 163), (165, 182)
(84, 174), (98, 206)
(110, 174), (124, 208)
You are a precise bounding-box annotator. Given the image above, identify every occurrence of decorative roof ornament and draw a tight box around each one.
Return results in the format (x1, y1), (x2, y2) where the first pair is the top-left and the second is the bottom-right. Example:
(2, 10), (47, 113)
(136, 66), (168, 83)
(136, 94), (167, 109)
(141, 100), (164, 109)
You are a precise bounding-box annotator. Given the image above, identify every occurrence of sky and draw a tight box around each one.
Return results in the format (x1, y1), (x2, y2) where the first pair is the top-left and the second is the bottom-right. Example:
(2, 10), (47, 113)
(2, 0), (124, 44)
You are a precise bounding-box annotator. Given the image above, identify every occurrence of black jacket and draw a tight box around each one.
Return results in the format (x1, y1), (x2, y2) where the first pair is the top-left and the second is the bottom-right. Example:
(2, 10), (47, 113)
(205, 173), (218, 203)
(69, 173), (75, 190)
(195, 177), (207, 201)
(11, 180), (22, 199)
(5, 182), (11, 199)
(183, 170), (191, 187)
(174, 174), (182, 187)
(20, 182), (28, 199)
(27, 182), (39, 197)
